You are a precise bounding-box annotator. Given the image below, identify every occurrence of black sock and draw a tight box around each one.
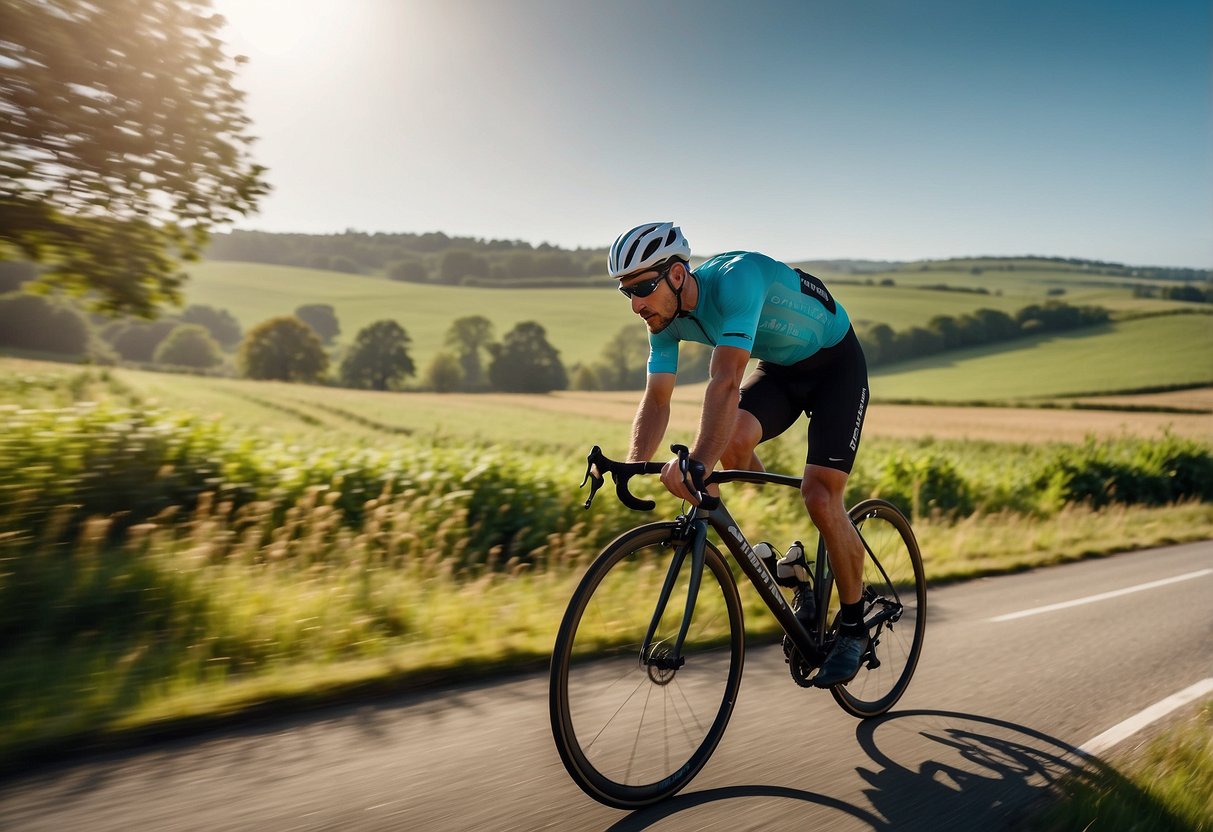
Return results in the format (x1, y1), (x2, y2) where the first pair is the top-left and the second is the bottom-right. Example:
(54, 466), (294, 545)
(839, 600), (866, 638)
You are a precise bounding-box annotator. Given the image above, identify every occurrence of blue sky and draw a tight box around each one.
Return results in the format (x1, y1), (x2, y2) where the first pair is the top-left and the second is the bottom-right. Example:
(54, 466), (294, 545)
(214, 0), (1212, 267)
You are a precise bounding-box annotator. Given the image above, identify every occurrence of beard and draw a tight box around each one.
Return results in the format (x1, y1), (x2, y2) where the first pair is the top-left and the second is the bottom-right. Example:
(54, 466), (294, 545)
(643, 311), (675, 334)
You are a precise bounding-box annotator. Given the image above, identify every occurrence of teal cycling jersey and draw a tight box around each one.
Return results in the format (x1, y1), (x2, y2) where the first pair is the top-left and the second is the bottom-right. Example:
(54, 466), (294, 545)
(647, 251), (852, 375)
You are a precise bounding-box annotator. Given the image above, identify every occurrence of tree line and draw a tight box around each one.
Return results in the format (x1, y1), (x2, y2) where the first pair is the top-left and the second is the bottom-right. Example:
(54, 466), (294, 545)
(207, 230), (608, 286)
(0, 289), (1124, 395)
(918, 257), (1210, 283)
(1133, 283), (1213, 304)
(854, 300), (1112, 367)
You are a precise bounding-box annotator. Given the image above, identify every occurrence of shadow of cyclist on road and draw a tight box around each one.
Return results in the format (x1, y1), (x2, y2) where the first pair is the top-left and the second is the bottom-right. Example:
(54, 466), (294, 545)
(604, 709), (1176, 831)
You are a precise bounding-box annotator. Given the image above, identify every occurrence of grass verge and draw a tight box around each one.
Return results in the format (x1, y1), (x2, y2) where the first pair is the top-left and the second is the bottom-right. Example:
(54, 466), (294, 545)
(3, 502), (1211, 774)
(1033, 699), (1213, 831)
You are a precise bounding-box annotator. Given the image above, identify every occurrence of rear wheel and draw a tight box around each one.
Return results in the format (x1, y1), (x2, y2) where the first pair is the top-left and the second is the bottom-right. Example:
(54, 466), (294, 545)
(549, 523), (745, 808)
(831, 499), (926, 718)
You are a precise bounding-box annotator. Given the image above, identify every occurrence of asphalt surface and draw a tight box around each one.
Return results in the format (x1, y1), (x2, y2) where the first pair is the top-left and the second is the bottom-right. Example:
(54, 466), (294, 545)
(2, 541), (1211, 831)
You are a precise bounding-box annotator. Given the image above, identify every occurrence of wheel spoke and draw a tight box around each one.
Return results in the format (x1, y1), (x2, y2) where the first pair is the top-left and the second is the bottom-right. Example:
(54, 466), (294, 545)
(551, 525), (744, 807)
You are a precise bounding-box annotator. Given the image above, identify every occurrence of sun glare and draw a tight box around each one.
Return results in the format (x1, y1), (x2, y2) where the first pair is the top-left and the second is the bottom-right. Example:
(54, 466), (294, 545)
(215, 0), (341, 59)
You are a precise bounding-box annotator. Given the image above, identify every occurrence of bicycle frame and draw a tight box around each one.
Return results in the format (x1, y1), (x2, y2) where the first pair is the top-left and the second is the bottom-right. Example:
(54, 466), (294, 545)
(640, 469), (905, 674)
(639, 468), (828, 670)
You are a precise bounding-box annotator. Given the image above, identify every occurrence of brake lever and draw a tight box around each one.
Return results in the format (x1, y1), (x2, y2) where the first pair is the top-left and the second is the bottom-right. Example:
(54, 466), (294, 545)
(581, 445), (657, 511)
(581, 445), (607, 509)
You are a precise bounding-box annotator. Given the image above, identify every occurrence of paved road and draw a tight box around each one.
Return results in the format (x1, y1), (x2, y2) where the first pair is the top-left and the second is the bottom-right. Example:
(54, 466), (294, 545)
(3, 541), (1211, 831)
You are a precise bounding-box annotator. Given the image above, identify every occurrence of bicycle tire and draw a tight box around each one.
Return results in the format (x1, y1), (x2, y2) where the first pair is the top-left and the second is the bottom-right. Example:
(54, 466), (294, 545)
(830, 499), (926, 718)
(549, 522), (745, 808)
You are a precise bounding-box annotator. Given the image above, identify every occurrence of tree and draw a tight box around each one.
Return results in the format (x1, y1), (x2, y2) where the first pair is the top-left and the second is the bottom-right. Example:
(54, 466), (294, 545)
(424, 352), (465, 393)
(488, 321), (568, 393)
(339, 320), (415, 390)
(440, 249), (489, 283)
(444, 315), (495, 390)
(238, 316), (328, 382)
(181, 304), (242, 347)
(570, 363), (599, 391)
(0, 0), (269, 316)
(103, 318), (179, 362)
(533, 250), (576, 277)
(927, 315), (962, 350)
(590, 324), (649, 390)
(0, 291), (90, 355)
(153, 323), (222, 368)
(388, 257), (428, 283)
(294, 304), (340, 344)
(856, 322), (896, 365)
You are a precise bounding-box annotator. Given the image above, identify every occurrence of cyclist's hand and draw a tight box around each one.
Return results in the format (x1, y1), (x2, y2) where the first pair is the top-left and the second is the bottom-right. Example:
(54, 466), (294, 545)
(660, 457), (700, 506)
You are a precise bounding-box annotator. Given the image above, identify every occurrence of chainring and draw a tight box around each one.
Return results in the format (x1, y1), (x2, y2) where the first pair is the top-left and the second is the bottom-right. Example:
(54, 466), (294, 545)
(782, 635), (816, 688)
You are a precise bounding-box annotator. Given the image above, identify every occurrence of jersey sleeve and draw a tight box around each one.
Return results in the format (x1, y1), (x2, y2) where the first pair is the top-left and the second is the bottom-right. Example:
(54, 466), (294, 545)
(647, 327), (680, 375)
(713, 260), (764, 353)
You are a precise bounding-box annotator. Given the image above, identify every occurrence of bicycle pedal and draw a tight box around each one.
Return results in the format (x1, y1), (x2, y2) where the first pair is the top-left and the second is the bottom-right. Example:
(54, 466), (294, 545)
(865, 655), (881, 670)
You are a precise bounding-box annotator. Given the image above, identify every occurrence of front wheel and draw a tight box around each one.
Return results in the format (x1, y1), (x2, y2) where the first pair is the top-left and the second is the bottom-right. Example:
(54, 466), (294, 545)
(549, 523), (745, 808)
(831, 499), (927, 718)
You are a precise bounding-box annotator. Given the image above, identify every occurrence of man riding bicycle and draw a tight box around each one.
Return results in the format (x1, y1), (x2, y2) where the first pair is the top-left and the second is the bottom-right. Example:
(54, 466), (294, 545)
(610, 222), (871, 687)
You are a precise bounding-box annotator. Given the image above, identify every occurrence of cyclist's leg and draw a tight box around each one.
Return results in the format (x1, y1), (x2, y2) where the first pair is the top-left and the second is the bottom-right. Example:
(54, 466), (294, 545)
(802, 465), (864, 603)
(731, 362), (799, 472)
(801, 328), (869, 604)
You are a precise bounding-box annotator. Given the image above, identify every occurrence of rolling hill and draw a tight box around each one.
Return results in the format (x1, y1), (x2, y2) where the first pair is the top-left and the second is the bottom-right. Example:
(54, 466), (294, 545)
(182, 260), (1204, 375)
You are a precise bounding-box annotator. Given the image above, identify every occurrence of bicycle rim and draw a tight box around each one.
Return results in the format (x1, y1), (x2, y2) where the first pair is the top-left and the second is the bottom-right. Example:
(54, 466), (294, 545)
(550, 523), (744, 808)
(832, 499), (926, 718)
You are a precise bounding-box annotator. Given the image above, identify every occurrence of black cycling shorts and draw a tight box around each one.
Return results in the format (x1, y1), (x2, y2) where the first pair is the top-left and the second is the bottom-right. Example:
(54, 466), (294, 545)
(737, 327), (869, 473)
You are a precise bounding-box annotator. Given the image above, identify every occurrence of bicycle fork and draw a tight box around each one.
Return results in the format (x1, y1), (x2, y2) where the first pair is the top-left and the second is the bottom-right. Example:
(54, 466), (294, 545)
(639, 515), (708, 677)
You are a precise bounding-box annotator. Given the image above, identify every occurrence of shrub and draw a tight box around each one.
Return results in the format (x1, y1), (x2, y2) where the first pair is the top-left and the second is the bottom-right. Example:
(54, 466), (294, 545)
(181, 304), (242, 347)
(103, 318), (178, 362)
(1030, 436), (1213, 511)
(873, 451), (975, 518)
(238, 316), (329, 382)
(154, 324), (224, 368)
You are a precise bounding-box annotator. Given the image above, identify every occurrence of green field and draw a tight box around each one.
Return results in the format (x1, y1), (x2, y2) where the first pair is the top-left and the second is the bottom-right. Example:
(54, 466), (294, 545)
(183, 261), (635, 369)
(182, 260), (1203, 373)
(813, 257), (1201, 302)
(870, 314), (1213, 401)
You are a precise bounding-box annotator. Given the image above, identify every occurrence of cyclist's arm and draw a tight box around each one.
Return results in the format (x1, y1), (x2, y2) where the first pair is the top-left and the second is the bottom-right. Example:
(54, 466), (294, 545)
(689, 345), (750, 471)
(627, 371), (675, 462)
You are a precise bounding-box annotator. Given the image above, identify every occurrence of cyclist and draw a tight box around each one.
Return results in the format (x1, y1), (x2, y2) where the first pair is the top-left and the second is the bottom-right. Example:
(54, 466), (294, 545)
(610, 222), (871, 688)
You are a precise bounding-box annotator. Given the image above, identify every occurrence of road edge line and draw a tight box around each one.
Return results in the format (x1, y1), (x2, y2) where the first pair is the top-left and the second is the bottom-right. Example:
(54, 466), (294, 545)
(1075, 677), (1213, 759)
(990, 569), (1213, 622)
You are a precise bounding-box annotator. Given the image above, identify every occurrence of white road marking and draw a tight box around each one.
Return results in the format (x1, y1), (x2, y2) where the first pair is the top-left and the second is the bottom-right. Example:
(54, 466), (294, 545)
(1076, 677), (1213, 758)
(990, 569), (1213, 622)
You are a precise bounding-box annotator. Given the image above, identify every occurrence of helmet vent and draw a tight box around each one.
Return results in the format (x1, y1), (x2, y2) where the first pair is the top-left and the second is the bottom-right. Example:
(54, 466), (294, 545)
(624, 237), (644, 268)
(606, 222), (690, 279)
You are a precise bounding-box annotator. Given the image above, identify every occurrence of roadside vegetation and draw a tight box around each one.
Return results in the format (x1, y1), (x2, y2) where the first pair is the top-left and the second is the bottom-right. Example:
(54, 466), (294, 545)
(1034, 700), (1213, 832)
(1, 364), (1211, 769)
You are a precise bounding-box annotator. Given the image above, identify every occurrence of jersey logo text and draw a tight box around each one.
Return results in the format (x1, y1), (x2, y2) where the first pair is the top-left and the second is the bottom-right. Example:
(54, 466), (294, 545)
(795, 269), (837, 315)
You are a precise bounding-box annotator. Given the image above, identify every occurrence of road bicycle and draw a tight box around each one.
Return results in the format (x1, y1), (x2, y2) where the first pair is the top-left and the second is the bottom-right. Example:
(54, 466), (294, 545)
(549, 445), (927, 809)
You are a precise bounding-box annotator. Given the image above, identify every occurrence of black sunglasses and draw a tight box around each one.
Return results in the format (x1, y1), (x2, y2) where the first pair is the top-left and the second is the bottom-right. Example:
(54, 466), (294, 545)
(618, 261), (676, 299)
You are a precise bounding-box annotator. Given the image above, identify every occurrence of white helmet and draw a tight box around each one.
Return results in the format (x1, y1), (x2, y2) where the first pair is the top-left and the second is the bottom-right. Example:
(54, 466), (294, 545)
(607, 222), (690, 279)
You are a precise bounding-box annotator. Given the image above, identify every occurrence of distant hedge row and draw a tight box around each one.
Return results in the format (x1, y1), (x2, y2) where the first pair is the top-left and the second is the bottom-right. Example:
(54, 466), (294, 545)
(3, 406), (1209, 568)
(851, 435), (1213, 518)
(855, 300), (1110, 366)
